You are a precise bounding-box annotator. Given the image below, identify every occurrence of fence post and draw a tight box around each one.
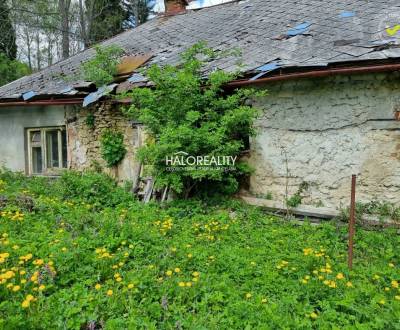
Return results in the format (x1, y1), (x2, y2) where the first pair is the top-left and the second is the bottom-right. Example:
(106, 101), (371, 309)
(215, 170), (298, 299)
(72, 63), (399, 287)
(348, 175), (356, 270)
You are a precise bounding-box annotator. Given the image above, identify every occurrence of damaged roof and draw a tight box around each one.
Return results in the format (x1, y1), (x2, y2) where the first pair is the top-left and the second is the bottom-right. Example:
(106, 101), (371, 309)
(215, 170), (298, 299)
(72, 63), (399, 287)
(2, 0), (400, 101)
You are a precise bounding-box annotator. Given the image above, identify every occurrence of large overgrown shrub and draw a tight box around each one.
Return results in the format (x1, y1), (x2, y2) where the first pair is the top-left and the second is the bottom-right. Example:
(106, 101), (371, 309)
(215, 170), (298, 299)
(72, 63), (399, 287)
(123, 43), (264, 197)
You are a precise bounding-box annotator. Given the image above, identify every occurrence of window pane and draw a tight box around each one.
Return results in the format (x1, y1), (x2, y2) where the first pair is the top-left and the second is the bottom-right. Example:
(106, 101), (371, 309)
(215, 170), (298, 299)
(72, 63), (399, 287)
(62, 130), (67, 168)
(32, 147), (42, 174)
(31, 131), (41, 143)
(46, 130), (59, 168)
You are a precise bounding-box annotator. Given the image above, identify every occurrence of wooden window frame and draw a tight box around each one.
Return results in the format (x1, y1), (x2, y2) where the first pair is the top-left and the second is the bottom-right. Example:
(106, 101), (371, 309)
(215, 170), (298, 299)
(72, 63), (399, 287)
(26, 126), (67, 176)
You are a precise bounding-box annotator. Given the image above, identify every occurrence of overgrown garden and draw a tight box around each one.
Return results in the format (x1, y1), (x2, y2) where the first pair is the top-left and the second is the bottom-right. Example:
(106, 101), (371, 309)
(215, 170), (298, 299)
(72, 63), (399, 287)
(0, 170), (399, 329)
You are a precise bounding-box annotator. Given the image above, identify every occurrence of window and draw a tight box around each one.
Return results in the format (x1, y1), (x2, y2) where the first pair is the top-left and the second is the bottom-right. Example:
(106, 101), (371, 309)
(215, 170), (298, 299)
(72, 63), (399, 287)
(27, 127), (68, 175)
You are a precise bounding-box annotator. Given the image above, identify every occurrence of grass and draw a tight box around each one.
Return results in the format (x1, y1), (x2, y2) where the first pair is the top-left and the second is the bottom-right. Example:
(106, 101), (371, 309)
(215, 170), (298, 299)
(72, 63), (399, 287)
(0, 170), (399, 329)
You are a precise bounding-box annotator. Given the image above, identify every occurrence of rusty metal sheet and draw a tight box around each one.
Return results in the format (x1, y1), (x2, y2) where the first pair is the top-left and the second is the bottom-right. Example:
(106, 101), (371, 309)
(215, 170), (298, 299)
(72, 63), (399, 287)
(116, 54), (153, 75)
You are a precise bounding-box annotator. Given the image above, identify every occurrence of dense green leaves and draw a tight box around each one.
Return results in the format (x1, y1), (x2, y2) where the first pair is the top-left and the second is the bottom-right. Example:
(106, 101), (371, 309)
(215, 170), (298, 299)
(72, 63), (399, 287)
(0, 171), (400, 329)
(100, 129), (127, 167)
(0, 1), (17, 60)
(81, 45), (124, 86)
(123, 43), (264, 197)
(0, 53), (31, 87)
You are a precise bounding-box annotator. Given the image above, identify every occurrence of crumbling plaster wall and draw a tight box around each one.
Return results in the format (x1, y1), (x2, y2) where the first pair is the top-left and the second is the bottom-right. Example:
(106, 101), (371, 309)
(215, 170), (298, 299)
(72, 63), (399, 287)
(248, 73), (400, 209)
(66, 102), (142, 183)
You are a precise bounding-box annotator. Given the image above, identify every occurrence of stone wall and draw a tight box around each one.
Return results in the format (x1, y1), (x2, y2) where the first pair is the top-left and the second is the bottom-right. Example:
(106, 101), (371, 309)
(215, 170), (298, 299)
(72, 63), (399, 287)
(248, 73), (400, 209)
(66, 102), (142, 183)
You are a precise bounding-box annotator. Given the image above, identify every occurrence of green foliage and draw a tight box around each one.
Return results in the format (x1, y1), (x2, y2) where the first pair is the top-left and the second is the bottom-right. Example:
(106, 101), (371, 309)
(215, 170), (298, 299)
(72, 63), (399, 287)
(286, 193), (302, 208)
(338, 200), (400, 223)
(0, 53), (31, 87)
(81, 45), (124, 86)
(123, 42), (263, 197)
(85, 113), (95, 129)
(86, 0), (128, 46)
(287, 182), (309, 208)
(1, 171), (400, 328)
(100, 129), (127, 167)
(0, 1), (17, 60)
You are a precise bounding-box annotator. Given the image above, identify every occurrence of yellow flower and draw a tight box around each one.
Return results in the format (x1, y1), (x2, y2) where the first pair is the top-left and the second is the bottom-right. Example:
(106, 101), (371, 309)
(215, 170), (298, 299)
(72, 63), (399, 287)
(113, 273), (121, 279)
(187, 253), (193, 258)
(310, 312), (318, 319)
(26, 294), (34, 301)
(106, 290), (113, 296)
(336, 273), (345, 280)
(250, 261), (256, 266)
(261, 298), (267, 304)
(20, 279), (27, 284)
(346, 281), (353, 288)
(19, 270), (26, 275)
(12, 285), (20, 292)
(116, 277), (122, 282)
(391, 280), (399, 289)
(178, 282), (185, 287)
(21, 300), (30, 308)
(373, 275), (380, 280)
(395, 295), (400, 301)
(95, 284), (101, 290)
(38, 285), (45, 291)
(192, 271), (200, 277)
(185, 282), (192, 287)
(301, 279), (308, 284)
(61, 247), (67, 252)
(378, 299), (385, 305)
(385, 287), (390, 292)
(305, 275), (310, 280)
(245, 293), (252, 299)
(166, 270), (173, 276)
(389, 263), (395, 268)
(192, 277), (198, 282)
(127, 283), (134, 289)
(174, 268), (181, 273)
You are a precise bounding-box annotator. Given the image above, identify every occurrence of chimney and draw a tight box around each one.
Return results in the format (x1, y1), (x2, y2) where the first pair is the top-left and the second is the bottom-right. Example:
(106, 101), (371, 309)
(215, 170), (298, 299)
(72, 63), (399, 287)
(164, 0), (188, 15)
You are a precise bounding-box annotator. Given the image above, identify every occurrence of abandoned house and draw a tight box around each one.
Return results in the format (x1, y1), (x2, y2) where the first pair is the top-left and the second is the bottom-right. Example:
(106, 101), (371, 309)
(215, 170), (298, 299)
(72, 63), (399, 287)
(0, 0), (399, 209)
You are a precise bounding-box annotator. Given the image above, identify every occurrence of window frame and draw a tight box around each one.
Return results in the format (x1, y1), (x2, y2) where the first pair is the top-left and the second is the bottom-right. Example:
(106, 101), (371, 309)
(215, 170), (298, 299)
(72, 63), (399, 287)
(26, 126), (68, 176)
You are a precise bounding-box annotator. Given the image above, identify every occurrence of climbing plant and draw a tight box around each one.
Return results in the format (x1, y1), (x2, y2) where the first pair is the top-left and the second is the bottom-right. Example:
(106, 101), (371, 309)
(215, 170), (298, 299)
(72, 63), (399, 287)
(100, 129), (127, 167)
(123, 42), (264, 198)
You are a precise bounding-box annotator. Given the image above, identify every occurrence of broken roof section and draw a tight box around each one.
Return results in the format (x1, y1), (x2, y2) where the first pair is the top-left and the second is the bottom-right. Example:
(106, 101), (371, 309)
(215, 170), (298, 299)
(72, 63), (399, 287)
(2, 0), (400, 103)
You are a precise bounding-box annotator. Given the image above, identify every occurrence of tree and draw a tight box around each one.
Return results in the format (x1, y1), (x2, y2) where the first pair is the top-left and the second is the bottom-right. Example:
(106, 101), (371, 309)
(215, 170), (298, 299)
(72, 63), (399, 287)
(0, 1), (17, 60)
(0, 53), (30, 86)
(123, 0), (154, 27)
(83, 0), (128, 47)
(58, 0), (72, 59)
(123, 43), (263, 198)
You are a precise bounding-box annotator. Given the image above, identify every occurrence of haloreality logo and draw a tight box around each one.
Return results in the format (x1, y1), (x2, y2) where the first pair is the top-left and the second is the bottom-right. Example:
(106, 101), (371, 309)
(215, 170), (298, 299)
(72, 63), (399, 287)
(165, 151), (237, 172)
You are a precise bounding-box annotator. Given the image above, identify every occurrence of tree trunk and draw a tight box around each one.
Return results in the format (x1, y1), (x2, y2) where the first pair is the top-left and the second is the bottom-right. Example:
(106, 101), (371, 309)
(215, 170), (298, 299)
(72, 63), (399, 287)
(59, 0), (71, 59)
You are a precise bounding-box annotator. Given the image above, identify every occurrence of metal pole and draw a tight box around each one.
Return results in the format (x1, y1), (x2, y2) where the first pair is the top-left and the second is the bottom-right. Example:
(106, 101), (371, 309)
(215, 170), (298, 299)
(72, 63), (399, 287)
(348, 175), (356, 270)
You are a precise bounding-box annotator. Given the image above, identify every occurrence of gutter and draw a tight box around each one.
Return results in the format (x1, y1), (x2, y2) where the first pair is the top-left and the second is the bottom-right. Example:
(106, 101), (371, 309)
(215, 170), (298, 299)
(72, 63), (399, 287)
(0, 98), (84, 107)
(226, 63), (400, 87)
(2, 63), (400, 106)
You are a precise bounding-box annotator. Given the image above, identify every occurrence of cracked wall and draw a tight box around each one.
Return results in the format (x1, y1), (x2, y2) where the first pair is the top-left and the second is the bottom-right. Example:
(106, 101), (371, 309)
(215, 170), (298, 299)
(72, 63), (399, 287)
(248, 73), (400, 209)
